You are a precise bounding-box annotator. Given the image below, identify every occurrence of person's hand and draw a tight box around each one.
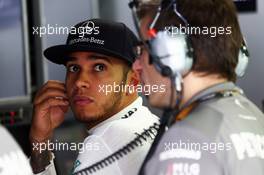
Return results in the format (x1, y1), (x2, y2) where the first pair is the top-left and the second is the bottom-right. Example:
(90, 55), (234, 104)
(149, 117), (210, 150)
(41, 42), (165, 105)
(30, 80), (69, 142)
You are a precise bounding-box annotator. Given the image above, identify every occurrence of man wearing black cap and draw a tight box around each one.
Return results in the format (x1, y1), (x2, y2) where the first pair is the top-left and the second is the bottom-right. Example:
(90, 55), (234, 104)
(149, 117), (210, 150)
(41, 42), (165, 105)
(29, 19), (159, 175)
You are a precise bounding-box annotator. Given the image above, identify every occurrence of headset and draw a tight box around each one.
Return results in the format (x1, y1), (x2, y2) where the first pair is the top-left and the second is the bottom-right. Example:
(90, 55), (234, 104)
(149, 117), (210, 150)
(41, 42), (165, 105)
(147, 0), (194, 78)
(132, 0), (250, 79)
(236, 39), (250, 77)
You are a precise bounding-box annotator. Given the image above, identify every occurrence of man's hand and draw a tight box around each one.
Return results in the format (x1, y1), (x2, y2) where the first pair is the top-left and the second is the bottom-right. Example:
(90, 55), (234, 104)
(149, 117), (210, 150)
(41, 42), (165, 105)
(30, 80), (69, 142)
(29, 80), (69, 173)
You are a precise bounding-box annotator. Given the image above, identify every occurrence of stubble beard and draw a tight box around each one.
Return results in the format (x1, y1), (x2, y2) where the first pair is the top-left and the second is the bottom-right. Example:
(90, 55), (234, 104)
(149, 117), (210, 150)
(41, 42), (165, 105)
(73, 86), (124, 125)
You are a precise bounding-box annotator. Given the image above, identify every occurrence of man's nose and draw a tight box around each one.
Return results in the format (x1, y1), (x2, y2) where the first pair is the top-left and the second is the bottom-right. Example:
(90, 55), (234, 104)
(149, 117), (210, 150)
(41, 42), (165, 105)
(75, 71), (90, 89)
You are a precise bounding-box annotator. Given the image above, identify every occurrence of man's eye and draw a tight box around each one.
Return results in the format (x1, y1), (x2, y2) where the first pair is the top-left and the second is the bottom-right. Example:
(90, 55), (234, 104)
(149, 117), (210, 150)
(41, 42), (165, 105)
(94, 64), (105, 72)
(68, 65), (80, 73)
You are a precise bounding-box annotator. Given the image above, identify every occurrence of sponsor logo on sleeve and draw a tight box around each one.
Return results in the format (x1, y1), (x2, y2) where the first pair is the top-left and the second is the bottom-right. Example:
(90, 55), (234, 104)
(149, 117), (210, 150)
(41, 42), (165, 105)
(163, 163), (200, 175)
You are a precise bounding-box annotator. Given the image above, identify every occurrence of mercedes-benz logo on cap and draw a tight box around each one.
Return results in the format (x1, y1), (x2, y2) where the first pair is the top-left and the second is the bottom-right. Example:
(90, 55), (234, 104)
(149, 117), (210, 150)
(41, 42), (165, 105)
(78, 20), (100, 36)
(81, 21), (95, 33)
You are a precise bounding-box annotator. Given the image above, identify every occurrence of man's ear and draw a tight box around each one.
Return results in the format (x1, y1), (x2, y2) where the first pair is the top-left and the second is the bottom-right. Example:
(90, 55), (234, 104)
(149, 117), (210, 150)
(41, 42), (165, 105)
(127, 69), (140, 87)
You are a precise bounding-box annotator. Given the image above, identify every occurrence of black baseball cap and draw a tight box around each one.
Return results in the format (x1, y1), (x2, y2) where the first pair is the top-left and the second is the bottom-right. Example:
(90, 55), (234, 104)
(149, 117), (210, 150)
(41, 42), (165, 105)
(44, 19), (139, 65)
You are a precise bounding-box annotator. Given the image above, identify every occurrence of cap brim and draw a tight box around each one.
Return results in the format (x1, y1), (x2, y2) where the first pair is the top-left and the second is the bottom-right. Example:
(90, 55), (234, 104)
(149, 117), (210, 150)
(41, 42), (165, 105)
(44, 44), (133, 65)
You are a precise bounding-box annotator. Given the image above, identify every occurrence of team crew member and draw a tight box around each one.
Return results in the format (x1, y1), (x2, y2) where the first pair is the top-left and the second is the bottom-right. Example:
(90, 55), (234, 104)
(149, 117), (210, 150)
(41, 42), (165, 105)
(131, 0), (264, 174)
(29, 19), (159, 175)
(0, 126), (33, 175)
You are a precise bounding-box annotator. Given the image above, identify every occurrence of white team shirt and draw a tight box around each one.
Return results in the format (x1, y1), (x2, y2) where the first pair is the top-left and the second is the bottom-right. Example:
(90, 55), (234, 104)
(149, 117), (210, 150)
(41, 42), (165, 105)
(35, 97), (159, 175)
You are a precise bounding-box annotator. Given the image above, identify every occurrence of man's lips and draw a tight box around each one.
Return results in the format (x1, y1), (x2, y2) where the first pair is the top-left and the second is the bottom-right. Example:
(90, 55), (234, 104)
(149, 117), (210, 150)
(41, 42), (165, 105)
(73, 96), (94, 106)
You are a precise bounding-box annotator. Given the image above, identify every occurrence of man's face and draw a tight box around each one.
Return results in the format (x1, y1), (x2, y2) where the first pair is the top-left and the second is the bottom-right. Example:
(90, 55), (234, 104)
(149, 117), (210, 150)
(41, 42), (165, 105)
(133, 16), (173, 108)
(65, 51), (128, 124)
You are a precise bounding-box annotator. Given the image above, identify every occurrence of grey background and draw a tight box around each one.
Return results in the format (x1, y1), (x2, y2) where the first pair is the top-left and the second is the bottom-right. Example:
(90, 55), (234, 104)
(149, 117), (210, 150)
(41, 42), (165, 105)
(0, 0), (26, 98)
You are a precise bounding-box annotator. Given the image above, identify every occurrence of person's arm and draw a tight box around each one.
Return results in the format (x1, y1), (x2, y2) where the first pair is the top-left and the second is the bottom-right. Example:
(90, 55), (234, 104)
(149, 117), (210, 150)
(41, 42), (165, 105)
(0, 126), (33, 175)
(29, 80), (69, 174)
(30, 149), (56, 175)
(29, 138), (53, 174)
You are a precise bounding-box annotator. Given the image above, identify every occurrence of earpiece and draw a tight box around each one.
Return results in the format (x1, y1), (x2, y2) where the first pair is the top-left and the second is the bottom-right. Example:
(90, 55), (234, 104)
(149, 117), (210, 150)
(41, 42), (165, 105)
(146, 0), (194, 78)
(149, 31), (193, 77)
(235, 40), (249, 77)
(160, 65), (173, 77)
(150, 56), (173, 77)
